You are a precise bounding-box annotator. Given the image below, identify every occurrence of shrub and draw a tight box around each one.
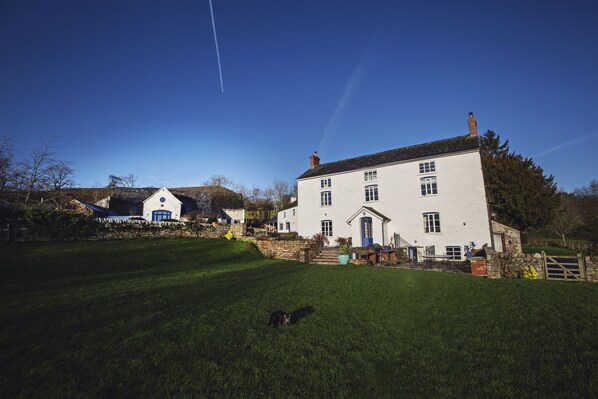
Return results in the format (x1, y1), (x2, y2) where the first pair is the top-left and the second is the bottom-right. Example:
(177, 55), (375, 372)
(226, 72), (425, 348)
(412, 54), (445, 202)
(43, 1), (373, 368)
(22, 209), (101, 241)
(278, 232), (299, 240)
(335, 237), (352, 247)
(521, 265), (539, 279)
(225, 229), (234, 240)
(312, 233), (329, 246)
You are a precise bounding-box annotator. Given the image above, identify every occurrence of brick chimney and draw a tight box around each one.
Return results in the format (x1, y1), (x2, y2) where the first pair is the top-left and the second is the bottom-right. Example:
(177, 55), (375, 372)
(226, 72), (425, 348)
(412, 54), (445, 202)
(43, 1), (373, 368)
(468, 112), (477, 137)
(309, 151), (320, 169)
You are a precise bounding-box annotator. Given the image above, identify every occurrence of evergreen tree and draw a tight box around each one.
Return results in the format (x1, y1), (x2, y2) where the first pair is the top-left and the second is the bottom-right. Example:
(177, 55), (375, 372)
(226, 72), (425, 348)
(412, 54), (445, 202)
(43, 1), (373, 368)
(480, 130), (559, 232)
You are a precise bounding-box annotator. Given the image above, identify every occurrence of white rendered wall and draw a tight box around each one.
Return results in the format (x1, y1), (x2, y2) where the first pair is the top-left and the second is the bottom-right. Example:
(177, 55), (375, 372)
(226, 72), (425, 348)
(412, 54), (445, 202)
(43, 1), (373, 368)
(143, 187), (182, 221)
(297, 150), (492, 257)
(277, 206), (298, 233)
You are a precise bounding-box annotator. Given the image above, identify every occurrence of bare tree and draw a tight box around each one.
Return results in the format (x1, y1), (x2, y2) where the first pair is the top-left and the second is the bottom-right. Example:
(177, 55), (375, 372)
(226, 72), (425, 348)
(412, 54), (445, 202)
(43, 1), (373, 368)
(107, 174), (137, 189)
(551, 194), (582, 246)
(22, 140), (54, 205)
(270, 180), (291, 209)
(46, 161), (75, 190)
(203, 174), (233, 189)
(574, 179), (598, 197)
(0, 136), (14, 191)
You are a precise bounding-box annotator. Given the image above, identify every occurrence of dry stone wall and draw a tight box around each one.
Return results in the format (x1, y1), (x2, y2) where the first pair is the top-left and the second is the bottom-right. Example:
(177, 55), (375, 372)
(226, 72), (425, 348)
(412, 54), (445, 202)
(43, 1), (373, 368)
(255, 239), (321, 263)
(585, 257), (598, 283)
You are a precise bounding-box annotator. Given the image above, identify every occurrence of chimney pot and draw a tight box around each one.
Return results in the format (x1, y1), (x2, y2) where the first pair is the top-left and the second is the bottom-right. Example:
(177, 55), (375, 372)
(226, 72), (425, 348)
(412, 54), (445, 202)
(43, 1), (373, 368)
(468, 112), (477, 137)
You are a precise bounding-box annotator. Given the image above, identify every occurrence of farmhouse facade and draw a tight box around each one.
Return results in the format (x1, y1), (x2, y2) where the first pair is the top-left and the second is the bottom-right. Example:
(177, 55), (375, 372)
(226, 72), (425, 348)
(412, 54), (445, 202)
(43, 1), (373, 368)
(294, 113), (493, 260)
(277, 199), (298, 233)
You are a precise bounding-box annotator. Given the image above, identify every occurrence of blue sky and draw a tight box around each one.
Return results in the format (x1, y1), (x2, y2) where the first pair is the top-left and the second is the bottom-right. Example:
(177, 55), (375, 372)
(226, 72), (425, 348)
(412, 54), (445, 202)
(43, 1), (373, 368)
(1, 0), (596, 192)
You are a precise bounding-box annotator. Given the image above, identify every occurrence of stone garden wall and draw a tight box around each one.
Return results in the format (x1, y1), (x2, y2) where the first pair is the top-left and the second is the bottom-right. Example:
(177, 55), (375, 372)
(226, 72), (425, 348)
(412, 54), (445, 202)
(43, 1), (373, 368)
(254, 239), (321, 263)
(585, 257), (598, 283)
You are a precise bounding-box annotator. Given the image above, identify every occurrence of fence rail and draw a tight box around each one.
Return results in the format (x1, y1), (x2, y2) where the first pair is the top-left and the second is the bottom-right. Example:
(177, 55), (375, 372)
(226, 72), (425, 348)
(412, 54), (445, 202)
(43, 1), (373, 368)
(543, 254), (585, 281)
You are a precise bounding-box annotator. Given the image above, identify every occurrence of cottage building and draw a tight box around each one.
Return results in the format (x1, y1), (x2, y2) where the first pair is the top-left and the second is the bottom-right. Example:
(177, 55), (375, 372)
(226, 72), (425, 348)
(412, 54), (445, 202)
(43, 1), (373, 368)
(295, 113), (493, 260)
(143, 187), (182, 221)
(218, 208), (245, 224)
(277, 199), (298, 232)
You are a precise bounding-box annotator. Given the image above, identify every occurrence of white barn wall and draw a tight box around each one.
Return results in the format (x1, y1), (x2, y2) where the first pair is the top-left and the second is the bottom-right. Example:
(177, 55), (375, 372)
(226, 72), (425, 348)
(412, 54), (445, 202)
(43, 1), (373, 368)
(143, 187), (182, 221)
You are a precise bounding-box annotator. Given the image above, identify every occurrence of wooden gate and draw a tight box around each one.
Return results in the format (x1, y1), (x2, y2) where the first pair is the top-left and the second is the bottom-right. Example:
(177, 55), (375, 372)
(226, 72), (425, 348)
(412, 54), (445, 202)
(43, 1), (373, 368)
(543, 254), (585, 281)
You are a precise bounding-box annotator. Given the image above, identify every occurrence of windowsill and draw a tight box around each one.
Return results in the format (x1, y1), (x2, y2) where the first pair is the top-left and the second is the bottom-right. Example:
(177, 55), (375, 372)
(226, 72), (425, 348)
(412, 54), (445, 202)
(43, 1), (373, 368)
(423, 232), (442, 235)
(364, 200), (379, 203)
(420, 193), (439, 198)
(320, 205), (332, 208)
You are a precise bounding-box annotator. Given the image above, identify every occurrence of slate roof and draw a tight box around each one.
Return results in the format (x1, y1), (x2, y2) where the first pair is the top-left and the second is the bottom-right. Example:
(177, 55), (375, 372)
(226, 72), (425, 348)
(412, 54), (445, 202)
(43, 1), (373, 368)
(77, 200), (111, 214)
(279, 200), (298, 212)
(297, 134), (479, 179)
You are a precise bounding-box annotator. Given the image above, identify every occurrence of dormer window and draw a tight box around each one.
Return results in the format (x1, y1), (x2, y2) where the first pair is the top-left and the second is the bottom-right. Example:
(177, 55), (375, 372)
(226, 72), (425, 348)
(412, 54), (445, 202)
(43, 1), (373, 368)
(320, 178), (331, 188)
(364, 170), (377, 181)
(419, 161), (436, 174)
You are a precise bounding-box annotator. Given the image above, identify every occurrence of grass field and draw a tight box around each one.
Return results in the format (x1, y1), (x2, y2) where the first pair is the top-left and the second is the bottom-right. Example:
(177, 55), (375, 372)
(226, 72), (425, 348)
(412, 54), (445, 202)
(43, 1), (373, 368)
(1, 239), (597, 398)
(523, 245), (578, 256)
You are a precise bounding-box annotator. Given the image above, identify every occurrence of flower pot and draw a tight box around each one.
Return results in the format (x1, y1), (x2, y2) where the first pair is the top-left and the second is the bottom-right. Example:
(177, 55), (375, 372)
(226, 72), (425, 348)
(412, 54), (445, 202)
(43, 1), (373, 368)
(338, 254), (350, 265)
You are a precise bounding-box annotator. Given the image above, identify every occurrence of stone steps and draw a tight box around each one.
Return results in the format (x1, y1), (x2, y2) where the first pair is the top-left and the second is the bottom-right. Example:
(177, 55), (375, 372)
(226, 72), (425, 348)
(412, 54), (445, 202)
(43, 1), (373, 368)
(311, 247), (341, 265)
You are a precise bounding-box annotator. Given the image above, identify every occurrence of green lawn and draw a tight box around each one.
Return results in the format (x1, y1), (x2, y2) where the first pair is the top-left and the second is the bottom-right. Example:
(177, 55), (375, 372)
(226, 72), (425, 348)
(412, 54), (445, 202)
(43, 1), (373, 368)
(523, 245), (578, 256)
(1, 239), (597, 398)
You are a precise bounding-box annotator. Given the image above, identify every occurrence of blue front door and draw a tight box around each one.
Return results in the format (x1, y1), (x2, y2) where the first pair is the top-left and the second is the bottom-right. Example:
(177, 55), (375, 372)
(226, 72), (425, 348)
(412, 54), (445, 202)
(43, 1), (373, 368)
(152, 210), (172, 221)
(361, 217), (373, 247)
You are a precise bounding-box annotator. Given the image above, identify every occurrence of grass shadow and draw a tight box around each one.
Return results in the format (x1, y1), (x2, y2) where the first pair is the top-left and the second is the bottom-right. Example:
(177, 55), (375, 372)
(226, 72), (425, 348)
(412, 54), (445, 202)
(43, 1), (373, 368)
(290, 306), (316, 324)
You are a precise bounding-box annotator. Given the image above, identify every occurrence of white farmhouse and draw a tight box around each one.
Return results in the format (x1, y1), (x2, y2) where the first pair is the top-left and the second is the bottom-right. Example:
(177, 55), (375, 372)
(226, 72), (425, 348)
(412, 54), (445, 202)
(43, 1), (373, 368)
(142, 187), (183, 221)
(295, 113), (492, 260)
(277, 199), (298, 232)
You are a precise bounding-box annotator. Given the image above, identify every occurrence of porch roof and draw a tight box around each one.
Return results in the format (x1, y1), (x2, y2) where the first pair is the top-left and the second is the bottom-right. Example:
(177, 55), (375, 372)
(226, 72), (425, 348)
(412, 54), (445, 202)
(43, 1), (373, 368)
(346, 206), (391, 224)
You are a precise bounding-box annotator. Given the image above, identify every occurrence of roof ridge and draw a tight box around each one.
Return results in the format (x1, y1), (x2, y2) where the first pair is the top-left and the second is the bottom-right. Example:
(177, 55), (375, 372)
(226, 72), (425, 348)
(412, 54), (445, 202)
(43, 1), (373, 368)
(297, 134), (478, 180)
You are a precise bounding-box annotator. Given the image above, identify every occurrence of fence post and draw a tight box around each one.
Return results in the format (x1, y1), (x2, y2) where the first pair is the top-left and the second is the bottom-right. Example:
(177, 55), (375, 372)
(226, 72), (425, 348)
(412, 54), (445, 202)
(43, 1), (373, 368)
(541, 251), (547, 280)
(578, 252), (586, 281)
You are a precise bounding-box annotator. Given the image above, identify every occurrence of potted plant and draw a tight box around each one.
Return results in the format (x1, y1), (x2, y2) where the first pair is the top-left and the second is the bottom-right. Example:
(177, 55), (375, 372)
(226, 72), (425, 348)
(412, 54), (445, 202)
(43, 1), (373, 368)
(338, 244), (352, 265)
(335, 237), (353, 265)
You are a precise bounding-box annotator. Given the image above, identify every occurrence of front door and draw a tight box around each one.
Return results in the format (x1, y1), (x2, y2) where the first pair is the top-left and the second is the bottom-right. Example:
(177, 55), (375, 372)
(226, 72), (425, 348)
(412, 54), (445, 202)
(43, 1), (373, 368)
(361, 217), (373, 247)
(493, 233), (504, 252)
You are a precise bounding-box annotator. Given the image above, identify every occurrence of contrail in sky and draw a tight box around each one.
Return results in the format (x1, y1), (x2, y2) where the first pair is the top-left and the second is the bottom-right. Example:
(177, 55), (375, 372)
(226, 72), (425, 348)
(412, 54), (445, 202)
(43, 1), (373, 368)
(532, 132), (598, 159)
(208, 0), (224, 93)
(318, 55), (369, 153)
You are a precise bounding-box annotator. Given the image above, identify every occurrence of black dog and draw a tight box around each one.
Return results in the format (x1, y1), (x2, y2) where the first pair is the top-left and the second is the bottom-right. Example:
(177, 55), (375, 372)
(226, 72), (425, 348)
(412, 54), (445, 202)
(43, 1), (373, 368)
(268, 310), (291, 326)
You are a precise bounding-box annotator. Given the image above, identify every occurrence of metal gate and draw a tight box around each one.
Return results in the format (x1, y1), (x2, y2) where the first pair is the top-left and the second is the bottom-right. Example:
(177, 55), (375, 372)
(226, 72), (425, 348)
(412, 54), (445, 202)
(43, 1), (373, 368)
(544, 255), (585, 281)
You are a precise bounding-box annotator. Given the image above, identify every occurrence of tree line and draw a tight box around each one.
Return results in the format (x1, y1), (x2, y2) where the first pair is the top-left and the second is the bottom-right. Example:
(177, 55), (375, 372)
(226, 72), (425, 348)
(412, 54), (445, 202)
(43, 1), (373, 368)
(0, 137), (75, 205)
(2, 133), (595, 242)
(480, 130), (596, 243)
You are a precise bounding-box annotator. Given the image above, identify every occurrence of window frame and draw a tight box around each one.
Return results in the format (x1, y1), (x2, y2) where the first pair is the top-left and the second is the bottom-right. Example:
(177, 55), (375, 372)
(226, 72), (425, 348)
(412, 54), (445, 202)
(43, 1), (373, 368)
(320, 178), (332, 189)
(423, 212), (441, 233)
(286, 222), (291, 231)
(364, 184), (379, 202)
(364, 170), (377, 182)
(321, 220), (333, 237)
(419, 161), (436, 174)
(446, 246), (462, 260)
(321, 190), (332, 206)
(420, 176), (438, 196)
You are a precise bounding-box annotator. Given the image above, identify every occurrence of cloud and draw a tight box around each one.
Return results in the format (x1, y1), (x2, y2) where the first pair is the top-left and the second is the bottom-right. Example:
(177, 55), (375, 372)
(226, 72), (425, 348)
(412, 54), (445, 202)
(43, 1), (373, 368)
(318, 54), (369, 154)
(532, 132), (598, 159)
